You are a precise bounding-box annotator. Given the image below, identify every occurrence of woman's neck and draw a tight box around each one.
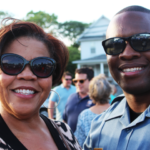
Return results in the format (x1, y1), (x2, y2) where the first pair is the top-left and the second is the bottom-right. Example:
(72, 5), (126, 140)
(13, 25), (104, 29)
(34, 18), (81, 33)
(90, 103), (110, 114)
(0, 107), (43, 133)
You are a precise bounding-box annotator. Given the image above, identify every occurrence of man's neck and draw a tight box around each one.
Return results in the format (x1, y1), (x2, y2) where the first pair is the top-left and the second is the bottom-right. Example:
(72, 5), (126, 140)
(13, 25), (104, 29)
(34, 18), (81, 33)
(78, 92), (88, 99)
(63, 84), (70, 89)
(124, 91), (150, 113)
(65, 87), (70, 89)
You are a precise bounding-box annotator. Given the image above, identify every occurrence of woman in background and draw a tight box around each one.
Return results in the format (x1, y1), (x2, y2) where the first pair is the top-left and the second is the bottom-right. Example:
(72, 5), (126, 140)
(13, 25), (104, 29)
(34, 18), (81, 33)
(74, 74), (111, 148)
(0, 18), (81, 150)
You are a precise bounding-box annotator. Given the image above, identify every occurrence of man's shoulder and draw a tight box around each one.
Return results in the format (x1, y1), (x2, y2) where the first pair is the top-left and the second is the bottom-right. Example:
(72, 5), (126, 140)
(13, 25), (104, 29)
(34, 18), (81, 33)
(67, 93), (78, 102)
(70, 85), (76, 89)
(69, 92), (78, 98)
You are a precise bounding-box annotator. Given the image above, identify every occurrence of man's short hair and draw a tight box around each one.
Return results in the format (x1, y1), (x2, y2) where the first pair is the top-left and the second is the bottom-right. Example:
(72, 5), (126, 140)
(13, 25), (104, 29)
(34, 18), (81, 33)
(75, 67), (94, 81)
(116, 5), (150, 15)
(62, 71), (72, 79)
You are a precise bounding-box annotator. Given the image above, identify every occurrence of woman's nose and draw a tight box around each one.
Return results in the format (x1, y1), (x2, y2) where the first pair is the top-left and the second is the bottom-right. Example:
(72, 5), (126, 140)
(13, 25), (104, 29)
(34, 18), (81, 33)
(16, 65), (37, 80)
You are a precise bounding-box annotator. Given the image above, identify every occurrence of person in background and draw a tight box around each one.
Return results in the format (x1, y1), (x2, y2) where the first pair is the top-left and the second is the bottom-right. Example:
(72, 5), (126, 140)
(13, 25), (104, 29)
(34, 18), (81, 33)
(74, 74), (111, 148)
(84, 5), (150, 150)
(0, 18), (81, 150)
(63, 67), (94, 133)
(48, 71), (76, 121)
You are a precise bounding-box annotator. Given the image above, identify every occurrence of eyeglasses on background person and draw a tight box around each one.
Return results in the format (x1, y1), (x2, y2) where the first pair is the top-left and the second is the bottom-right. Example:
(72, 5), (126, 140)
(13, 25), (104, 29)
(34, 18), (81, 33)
(1, 53), (56, 78)
(102, 33), (150, 55)
(65, 78), (72, 81)
(72, 78), (87, 84)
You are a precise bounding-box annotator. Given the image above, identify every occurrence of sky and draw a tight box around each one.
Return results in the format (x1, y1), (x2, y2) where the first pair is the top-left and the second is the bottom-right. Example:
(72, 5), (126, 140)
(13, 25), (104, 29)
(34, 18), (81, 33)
(1, 0), (149, 23)
(0, 0), (149, 45)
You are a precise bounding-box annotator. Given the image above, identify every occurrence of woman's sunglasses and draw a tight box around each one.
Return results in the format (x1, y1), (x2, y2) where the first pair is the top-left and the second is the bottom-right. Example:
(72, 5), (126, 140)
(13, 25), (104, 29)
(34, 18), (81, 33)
(72, 79), (87, 84)
(0, 53), (56, 78)
(102, 33), (150, 55)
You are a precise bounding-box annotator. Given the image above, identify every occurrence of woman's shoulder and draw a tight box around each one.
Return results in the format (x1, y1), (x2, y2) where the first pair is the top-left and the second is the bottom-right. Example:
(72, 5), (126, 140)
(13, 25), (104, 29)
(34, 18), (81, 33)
(79, 108), (93, 117)
(52, 120), (82, 150)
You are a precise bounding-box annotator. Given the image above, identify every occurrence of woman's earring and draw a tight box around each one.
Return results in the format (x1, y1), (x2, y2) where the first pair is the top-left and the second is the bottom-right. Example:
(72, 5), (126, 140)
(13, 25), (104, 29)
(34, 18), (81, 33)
(42, 89), (60, 109)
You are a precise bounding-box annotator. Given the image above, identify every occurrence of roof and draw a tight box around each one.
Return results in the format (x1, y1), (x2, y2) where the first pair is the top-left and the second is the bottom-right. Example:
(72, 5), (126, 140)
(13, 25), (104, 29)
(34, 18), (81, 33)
(72, 54), (107, 64)
(77, 16), (110, 42)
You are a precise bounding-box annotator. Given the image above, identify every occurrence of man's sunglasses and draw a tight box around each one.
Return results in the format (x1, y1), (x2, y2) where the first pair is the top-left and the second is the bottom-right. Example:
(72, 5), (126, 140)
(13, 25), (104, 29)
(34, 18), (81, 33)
(0, 53), (56, 78)
(102, 33), (150, 55)
(65, 78), (72, 81)
(72, 79), (87, 84)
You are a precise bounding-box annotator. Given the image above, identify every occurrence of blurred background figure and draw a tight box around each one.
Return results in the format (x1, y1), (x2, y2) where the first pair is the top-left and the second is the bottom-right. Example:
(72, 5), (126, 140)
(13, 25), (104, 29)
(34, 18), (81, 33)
(48, 71), (76, 121)
(63, 67), (94, 133)
(109, 84), (117, 104)
(74, 74), (111, 148)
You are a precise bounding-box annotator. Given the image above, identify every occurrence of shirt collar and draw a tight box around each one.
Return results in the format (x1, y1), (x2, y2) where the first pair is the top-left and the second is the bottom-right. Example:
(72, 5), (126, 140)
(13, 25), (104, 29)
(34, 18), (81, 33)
(61, 83), (72, 89)
(106, 96), (150, 128)
(106, 97), (126, 121)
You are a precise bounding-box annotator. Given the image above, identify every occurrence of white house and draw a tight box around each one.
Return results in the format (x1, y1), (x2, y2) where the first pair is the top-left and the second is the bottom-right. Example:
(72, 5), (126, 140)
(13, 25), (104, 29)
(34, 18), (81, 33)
(72, 16), (113, 80)
(73, 15), (123, 95)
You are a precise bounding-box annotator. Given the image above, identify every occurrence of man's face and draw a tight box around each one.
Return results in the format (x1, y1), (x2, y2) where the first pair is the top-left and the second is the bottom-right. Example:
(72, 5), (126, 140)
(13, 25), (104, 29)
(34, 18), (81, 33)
(74, 73), (89, 95)
(62, 75), (72, 88)
(106, 11), (150, 95)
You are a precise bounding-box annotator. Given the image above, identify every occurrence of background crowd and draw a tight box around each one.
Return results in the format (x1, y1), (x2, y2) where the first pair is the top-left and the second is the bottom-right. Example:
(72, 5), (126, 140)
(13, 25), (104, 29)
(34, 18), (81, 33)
(47, 67), (120, 147)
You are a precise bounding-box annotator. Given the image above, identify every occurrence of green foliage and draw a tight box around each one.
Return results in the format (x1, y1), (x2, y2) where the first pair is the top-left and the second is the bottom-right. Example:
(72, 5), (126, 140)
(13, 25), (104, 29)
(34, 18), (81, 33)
(66, 46), (80, 77)
(58, 21), (90, 42)
(25, 11), (58, 29)
(0, 11), (12, 21)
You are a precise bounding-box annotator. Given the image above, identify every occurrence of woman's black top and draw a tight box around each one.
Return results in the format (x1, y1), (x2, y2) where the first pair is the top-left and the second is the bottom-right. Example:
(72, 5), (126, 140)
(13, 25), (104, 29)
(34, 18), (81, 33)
(0, 114), (81, 150)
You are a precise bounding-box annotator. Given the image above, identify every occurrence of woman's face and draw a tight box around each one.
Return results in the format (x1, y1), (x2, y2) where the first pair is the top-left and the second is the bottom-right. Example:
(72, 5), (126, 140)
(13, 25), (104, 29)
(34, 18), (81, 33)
(0, 37), (52, 119)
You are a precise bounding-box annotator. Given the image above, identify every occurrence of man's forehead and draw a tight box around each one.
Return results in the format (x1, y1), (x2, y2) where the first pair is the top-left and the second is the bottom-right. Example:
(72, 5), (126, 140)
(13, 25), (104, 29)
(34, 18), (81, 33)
(64, 75), (72, 79)
(106, 11), (150, 38)
(75, 73), (87, 77)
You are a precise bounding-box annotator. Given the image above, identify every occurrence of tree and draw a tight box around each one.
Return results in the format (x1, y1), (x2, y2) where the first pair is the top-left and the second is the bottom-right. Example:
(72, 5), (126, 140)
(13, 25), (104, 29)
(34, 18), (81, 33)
(0, 11), (12, 21)
(0, 11), (13, 28)
(66, 46), (80, 76)
(58, 21), (90, 45)
(25, 11), (58, 29)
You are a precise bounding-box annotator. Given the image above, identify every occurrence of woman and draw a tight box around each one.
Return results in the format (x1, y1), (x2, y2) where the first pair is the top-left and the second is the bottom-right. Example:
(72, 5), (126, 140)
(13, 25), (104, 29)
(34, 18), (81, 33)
(74, 74), (111, 148)
(0, 18), (81, 150)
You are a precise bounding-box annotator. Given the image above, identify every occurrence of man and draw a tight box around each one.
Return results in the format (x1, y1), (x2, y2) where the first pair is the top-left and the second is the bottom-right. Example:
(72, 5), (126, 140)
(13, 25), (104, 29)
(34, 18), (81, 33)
(48, 71), (76, 121)
(63, 67), (94, 133)
(83, 5), (150, 150)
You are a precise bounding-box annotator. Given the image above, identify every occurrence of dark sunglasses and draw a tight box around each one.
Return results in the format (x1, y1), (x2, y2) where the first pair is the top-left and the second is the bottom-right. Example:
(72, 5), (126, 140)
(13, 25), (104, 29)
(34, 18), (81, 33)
(65, 78), (72, 81)
(0, 53), (56, 78)
(72, 79), (87, 84)
(102, 33), (150, 55)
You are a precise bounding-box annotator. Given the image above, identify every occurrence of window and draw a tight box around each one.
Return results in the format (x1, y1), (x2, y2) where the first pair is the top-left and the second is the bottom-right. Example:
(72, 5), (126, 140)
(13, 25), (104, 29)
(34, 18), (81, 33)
(90, 42), (96, 54)
(104, 64), (109, 77)
(91, 47), (96, 53)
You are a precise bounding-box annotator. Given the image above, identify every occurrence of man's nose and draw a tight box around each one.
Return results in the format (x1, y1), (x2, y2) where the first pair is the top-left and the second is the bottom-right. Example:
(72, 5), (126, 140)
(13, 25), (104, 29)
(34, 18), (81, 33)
(119, 42), (141, 60)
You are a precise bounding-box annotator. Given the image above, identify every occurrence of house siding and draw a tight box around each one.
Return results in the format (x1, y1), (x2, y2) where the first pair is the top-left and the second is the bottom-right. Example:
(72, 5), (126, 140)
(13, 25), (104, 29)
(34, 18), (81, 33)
(80, 40), (105, 59)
